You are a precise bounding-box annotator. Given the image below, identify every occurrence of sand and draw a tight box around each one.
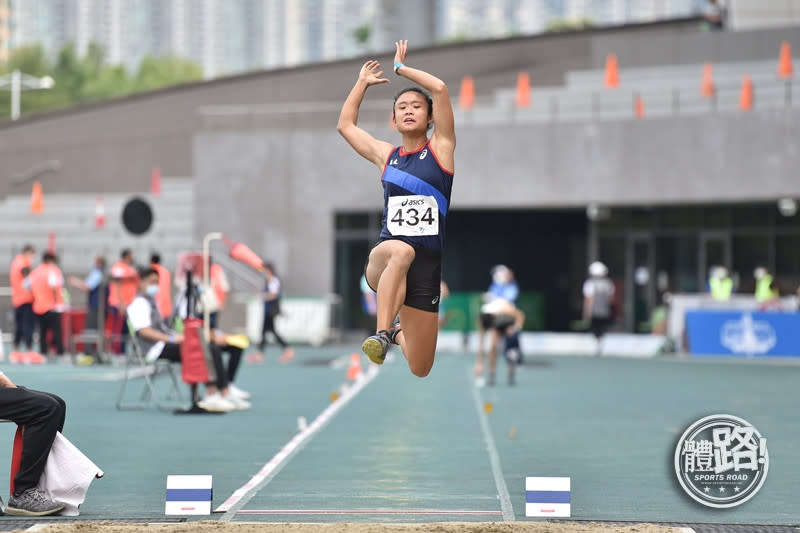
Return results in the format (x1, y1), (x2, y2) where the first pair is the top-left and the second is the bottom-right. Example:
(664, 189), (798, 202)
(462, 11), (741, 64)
(25, 520), (682, 533)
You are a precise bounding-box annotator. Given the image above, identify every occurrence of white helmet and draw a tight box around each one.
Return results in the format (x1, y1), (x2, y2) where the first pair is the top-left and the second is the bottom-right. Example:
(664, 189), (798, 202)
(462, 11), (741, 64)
(589, 261), (608, 277)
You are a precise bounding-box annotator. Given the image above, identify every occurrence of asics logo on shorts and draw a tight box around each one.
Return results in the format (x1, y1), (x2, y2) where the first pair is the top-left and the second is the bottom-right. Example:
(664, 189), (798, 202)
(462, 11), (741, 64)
(431, 296), (439, 304)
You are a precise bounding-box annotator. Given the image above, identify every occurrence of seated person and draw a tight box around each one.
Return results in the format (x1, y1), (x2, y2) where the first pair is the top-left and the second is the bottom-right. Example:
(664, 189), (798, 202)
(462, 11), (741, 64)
(0, 371), (66, 516)
(479, 298), (525, 387)
(127, 267), (250, 412)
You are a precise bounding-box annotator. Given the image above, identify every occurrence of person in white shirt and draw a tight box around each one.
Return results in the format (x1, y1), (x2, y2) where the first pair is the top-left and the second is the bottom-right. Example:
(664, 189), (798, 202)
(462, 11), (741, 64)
(582, 261), (616, 356)
(127, 267), (250, 412)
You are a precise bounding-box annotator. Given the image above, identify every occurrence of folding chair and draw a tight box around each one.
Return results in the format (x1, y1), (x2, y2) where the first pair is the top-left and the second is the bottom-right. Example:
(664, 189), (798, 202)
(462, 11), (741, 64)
(116, 319), (184, 411)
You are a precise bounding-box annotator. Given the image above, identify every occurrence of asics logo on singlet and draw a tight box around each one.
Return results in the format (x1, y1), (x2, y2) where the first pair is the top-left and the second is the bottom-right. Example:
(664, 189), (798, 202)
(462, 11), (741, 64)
(419, 149), (428, 160)
(389, 158), (399, 165)
(401, 198), (427, 206)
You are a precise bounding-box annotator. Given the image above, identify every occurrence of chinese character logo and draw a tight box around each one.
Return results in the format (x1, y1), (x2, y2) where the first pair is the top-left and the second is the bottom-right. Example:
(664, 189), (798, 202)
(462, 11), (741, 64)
(720, 313), (776, 355)
(674, 414), (768, 508)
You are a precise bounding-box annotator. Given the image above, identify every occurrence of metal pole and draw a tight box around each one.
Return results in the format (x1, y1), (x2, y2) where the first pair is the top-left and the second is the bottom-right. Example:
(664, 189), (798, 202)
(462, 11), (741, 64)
(11, 69), (20, 120)
(202, 232), (224, 342)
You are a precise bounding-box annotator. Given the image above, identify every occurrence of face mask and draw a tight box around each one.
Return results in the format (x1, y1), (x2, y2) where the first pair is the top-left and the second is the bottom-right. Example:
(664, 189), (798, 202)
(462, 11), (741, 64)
(145, 284), (159, 298)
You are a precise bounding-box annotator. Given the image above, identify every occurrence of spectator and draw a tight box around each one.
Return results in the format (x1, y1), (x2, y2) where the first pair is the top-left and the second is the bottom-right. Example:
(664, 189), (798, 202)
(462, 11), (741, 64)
(753, 266), (779, 303)
(69, 256), (107, 331)
(28, 253), (65, 357)
(126, 268), (250, 411)
(475, 265), (519, 378)
(257, 263), (295, 363)
(149, 253), (173, 321)
(108, 249), (139, 354)
(703, 0), (726, 30)
(9, 244), (37, 360)
(0, 370), (66, 516)
(479, 298), (525, 386)
(583, 261), (615, 356)
(708, 265), (733, 301)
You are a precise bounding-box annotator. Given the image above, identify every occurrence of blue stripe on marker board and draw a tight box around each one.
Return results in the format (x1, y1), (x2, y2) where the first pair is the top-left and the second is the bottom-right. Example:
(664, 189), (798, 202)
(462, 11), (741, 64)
(166, 488), (213, 501)
(526, 490), (571, 504)
(383, 166), (448, 215)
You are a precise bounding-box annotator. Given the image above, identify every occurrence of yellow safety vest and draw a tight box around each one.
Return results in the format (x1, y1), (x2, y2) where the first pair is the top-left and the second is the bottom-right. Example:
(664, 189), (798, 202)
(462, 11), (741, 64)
(754, 275), (776, 302)
(710, 276), (732, 300)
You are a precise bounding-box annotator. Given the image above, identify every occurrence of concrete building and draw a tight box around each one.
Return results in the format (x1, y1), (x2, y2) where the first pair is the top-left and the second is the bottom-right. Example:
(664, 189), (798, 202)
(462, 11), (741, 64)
(2, 19), (799, 333)
(0, 0), (9, 63)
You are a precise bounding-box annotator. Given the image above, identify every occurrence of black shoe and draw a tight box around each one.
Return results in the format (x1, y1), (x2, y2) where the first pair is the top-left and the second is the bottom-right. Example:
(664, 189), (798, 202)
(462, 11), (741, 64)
(362, 330), (391, 364)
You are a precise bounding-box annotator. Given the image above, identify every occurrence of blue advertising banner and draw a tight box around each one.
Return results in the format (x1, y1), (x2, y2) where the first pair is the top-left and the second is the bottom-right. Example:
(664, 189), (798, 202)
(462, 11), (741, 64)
(685, 311), (800, 357)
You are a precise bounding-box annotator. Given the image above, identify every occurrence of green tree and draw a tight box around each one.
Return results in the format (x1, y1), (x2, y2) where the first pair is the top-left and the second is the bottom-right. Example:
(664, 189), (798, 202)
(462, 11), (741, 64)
(352, 22), (371, 49)
(1, 42), (202, 121)
(545, 17), (596, 33)
(134, 55), (202, 92)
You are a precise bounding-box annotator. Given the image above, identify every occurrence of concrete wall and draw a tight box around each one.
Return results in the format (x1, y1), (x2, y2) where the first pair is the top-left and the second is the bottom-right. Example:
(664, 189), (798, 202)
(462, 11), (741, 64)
(194, 106), (800, 296)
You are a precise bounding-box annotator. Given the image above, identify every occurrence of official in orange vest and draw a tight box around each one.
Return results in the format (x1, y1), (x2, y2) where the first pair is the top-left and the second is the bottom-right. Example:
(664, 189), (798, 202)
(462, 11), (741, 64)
(107, 249), (139, 354)
(150, 253), (172, 320)
(9, 244), (37, 356)
(28, 253), (65, 356)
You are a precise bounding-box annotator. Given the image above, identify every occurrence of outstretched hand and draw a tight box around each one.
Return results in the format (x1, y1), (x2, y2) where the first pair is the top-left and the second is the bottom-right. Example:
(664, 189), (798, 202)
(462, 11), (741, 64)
(358, 60), (389, 86)
(394, 40), (408, 68)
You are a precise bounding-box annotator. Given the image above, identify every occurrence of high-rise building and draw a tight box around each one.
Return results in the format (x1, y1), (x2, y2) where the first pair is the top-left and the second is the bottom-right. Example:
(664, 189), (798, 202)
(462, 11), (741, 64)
(0, 0), (10, 63)
(2, 0), (796, 77)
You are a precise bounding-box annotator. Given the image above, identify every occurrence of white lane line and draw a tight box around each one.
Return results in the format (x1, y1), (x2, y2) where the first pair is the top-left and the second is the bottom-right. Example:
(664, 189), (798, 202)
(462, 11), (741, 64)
(677, 528), (696, 533)
(216, 364), (380, 521)
(470, 370), (515, 521)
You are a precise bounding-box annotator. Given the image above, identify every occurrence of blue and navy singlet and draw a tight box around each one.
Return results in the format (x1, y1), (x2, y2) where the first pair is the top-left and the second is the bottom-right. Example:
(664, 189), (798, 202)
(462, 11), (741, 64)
(379, 142), (454, 250)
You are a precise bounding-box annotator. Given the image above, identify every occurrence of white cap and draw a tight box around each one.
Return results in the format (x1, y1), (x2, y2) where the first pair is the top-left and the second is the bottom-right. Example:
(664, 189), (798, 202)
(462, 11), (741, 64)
(589, 261), (608, 277)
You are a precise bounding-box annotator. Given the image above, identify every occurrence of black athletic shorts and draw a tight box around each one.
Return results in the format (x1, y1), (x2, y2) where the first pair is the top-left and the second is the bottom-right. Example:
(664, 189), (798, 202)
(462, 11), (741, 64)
(366, 240), (442, 313)
(480, 313), (515, 332)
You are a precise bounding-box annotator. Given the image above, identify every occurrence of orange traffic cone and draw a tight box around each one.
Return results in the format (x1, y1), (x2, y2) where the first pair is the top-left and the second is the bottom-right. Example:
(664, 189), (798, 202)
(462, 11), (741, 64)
(95, 196), (106, 228)
(346, 353), (363, 381)
(30, 181), (43, 214)
(634, 94), (645, 119)
(459, 75), (475, 110)
(778, 41), (793, 79)
(701, 62), (715, 97)
(150, 166), (161, 195)
(739, 75), (753, 111)
(604, 54), (619, 88)
(515, 72), (531, 108)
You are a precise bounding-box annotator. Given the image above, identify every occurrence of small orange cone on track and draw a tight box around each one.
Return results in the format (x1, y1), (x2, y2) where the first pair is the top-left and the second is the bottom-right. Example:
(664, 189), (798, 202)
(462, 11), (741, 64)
(778, 41), (793, 79)
(459, 75), (475, 109)
(30, 181), (43, 214)
(346, 353), (363, 381)
(604, 54), (619, 88)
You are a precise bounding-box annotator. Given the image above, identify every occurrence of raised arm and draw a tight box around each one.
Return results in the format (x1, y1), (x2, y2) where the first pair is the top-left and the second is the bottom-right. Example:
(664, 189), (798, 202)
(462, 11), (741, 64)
(393, 40), (455, 170)
(337, 60), (395, 170)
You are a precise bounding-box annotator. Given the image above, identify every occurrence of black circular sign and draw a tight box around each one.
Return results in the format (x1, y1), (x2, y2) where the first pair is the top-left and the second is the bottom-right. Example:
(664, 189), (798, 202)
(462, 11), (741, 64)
(121, 197), (153, 235)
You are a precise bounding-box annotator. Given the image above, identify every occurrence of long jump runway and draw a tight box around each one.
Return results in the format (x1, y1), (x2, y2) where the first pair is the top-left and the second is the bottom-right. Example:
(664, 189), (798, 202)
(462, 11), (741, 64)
(1, 347), (799, 527)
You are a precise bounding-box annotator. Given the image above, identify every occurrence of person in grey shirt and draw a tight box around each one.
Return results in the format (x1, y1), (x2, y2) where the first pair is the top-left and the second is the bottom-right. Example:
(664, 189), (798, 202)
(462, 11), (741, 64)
(583, 261), (615, 356)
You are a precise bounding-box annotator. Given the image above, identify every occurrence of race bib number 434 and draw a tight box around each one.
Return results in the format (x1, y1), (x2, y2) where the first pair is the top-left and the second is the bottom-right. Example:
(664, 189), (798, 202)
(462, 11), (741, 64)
(387, 195), (439, 237)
